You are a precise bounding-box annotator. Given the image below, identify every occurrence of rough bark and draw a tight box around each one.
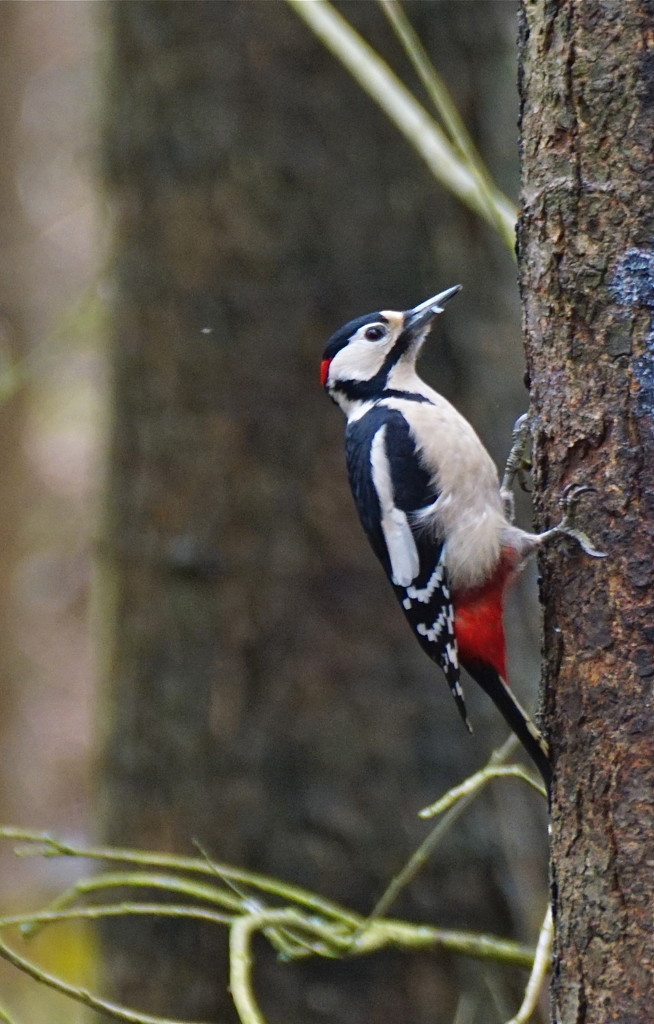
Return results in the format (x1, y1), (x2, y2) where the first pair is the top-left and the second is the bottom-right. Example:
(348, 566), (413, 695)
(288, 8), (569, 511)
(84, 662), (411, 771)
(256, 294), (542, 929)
(100, 2), (539, 1021)
(518, 2), (654, 1021)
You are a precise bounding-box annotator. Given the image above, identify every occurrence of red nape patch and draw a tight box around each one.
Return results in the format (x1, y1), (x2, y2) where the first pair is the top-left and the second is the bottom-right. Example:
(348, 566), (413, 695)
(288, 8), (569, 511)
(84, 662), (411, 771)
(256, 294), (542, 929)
(453, 555), (519, 681)
(320, 358), (331, 388)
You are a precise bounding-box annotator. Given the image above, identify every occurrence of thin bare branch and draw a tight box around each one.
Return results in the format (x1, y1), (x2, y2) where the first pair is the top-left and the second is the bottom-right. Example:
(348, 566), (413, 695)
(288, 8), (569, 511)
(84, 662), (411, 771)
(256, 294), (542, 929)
(1, 828), (362, 928)
(0, 761), (543, 1024)
(378, 0), (511, 245)
(367, 738), (542, 924)
(0, 1003), (20, 1024)
(0, 932), (210, 1024)
(421, 742), (546, 820)
(503, 907), (553, 1024)
(0, 902), (234, 933)
(285, 0), (516, 248)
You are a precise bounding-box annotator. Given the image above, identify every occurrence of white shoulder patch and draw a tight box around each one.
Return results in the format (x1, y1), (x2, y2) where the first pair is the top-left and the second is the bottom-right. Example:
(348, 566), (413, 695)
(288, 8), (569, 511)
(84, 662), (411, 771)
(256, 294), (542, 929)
(370, 424), (419, 587)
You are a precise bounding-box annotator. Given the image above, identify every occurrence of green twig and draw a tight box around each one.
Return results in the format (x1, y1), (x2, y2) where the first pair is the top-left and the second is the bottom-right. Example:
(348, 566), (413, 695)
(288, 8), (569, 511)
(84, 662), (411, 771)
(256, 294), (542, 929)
(0, 1002), (20, 1024)
(503, 906), (553, 1024)
(285, 0), (516, 247)
(350, 918), (534, 968)
(0, 884), (540, 1024)
(378, 0), (513, 250)
(0, 871), (534, 970)
(20, 870), (244, 940)
(230, 909), (349, 1024)
(1, 829), (362, 929)
(0, 931), (209, 1024)
(230, 912), (268, 1024)
(366, 786), (474, 923)
(228, 907), (535, 1024)
(0, 750), (545, 1024)
(420, 764), (546, 819)
(366, 737), (542, 924)
(0, 902), (234, 933)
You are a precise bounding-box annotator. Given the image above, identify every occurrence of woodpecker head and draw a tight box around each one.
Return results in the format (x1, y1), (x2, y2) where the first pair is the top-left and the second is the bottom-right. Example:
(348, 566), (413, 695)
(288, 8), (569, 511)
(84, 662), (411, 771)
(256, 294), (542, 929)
(321, 285), (461, 411)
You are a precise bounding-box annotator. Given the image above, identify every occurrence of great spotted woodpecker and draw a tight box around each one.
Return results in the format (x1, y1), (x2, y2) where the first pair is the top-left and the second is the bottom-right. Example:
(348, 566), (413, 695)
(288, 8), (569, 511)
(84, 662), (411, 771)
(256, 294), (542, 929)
(321, 286), (602, 789)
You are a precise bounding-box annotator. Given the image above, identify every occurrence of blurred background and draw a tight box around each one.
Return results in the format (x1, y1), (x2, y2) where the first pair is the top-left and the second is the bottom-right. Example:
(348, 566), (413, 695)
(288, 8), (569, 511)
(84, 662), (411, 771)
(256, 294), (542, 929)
(0, 2), (547, 1022)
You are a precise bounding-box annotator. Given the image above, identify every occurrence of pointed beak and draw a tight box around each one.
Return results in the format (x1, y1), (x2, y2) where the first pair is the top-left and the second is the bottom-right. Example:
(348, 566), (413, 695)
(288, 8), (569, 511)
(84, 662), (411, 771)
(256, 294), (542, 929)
(403, 285), (462, 337)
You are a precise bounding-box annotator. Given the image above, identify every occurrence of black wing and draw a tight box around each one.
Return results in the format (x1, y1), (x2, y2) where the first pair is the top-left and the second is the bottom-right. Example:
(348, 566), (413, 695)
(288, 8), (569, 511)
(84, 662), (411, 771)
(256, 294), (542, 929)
(344, 405), (471, 729)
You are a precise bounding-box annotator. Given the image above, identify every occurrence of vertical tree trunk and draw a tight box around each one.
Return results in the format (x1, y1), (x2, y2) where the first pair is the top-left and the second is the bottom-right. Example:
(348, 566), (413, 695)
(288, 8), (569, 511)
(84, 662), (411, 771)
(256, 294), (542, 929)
(518, 2), (654, 1020)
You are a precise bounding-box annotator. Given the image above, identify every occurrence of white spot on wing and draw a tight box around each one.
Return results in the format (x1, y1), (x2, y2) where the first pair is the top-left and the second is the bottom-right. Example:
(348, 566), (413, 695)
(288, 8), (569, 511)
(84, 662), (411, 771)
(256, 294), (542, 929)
(445, 642), (458, 668)
(405, 561), (448, 604)
(415, 603), (455, 650)
(370, 424), (419, 587)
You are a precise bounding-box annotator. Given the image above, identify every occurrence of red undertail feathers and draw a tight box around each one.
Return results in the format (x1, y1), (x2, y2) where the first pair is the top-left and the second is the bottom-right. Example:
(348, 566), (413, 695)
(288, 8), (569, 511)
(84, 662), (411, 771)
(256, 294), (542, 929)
(453, 555), (517, 681)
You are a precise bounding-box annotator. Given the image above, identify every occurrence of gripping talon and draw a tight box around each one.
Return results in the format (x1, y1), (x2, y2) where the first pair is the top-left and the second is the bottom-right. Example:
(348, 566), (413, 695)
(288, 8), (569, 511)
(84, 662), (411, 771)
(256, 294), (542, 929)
(500, 413), (532, 521)
(555, 525), (607, 558)
(547, 484), (607, 558)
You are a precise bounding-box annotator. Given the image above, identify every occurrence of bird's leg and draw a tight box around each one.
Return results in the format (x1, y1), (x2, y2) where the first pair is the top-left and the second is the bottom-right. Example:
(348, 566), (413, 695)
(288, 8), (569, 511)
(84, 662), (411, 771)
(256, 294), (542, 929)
(535, 484), (606, 558)
(500, 413), (532, 523)
(501, 417), (605, 558)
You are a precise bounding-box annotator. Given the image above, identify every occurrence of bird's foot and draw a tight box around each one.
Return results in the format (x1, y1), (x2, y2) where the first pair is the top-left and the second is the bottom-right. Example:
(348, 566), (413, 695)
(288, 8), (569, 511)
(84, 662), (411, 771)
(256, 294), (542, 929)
(539, 484), (607, 558)
(500, 413), (532, 522)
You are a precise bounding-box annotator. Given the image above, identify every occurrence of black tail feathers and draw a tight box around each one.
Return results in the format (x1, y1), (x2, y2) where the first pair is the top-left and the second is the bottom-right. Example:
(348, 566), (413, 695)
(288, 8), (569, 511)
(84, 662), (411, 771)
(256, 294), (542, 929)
(461, 660), (552, 792)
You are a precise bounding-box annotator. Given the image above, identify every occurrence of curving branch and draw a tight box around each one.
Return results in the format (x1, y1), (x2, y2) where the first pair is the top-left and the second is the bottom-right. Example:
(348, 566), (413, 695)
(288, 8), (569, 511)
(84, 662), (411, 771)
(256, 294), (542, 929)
(285, 0), (516, 250)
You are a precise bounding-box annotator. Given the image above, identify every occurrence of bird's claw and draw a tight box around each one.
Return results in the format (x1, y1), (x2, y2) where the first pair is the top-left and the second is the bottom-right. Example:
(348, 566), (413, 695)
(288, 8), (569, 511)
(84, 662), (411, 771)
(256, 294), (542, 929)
(501, 413), (533, 522)
(553, 484), (607, 559)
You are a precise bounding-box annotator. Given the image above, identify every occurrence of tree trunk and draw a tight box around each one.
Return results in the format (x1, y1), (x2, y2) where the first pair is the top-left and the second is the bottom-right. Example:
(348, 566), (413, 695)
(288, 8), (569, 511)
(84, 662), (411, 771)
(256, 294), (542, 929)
(0, 2), (33, 832)
(518, 2), (654, 1020)
(100, 2), (541, 1021)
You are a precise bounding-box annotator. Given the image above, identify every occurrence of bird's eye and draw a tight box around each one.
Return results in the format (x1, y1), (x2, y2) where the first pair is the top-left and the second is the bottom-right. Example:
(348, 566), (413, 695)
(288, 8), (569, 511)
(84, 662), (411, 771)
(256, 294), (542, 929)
(364, 325), (386, 341)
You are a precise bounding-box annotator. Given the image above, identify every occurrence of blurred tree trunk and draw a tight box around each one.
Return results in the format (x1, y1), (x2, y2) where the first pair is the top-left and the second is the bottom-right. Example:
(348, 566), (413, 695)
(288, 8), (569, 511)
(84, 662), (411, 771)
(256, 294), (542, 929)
(99, 2), (540, 1021)
(518, 1), (654, 1020)
(0, 3), (30, 830)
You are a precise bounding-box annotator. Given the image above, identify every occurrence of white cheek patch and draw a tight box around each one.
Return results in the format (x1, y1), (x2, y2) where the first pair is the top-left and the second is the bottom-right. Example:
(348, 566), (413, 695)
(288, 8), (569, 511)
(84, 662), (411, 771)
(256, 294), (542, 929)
(370, 424), (419, 587)
(329, 318), (401, 383)
(329, 340), (388, 382)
